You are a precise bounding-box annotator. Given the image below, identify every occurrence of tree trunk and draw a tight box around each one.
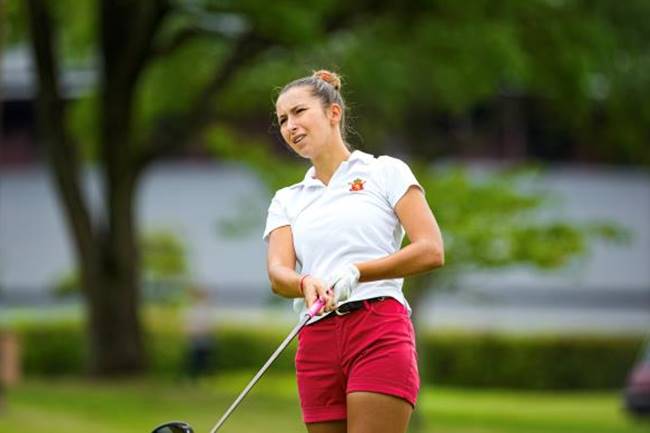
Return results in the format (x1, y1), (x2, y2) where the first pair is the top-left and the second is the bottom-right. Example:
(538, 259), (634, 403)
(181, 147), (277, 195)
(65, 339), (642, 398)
(26, 0), (147, 376)
(85, 174), (144, 375)
(85, 0), (164, 375)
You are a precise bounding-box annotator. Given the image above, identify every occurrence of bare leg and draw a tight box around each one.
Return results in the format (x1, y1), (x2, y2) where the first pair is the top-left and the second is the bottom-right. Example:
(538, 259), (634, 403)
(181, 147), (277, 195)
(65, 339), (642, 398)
(347, 392), (413, 433)
(306, 421), (347, 433)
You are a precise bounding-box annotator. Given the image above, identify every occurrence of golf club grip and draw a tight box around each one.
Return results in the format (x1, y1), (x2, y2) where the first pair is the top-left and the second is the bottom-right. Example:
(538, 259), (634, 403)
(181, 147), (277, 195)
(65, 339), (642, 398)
(306, 297), (325, 317)
(208, 299), (323, 433)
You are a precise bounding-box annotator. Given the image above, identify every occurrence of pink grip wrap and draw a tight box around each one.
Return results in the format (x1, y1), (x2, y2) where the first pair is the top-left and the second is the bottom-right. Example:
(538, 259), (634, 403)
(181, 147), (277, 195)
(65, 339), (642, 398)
(306, 298), (325, 317)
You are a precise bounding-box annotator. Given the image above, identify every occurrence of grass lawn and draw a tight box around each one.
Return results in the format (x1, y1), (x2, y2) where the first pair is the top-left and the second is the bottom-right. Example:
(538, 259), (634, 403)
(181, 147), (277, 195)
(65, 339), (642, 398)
(0, 372), (647, 433)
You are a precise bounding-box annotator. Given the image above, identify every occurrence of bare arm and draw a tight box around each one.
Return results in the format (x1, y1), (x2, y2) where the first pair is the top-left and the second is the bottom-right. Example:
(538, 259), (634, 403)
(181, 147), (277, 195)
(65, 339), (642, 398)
(266, 225), (334, 311)
(266, 225), (300, 297)
(355, 186), (444, 282)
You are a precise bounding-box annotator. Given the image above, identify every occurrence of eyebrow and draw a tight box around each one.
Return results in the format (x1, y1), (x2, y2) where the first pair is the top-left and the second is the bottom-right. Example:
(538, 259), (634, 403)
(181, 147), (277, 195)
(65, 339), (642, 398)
(277, 104), (306, 120)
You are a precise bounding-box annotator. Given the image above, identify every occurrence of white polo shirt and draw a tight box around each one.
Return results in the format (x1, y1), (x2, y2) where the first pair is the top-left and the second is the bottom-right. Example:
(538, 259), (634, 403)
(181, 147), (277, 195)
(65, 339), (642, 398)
(263, 150), (422, 322)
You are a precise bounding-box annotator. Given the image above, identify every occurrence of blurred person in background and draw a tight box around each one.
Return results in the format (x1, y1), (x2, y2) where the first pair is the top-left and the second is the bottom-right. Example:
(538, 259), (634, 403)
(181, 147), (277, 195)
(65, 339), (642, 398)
(264, 70), (444, 433)
(184, 287), (216, 379)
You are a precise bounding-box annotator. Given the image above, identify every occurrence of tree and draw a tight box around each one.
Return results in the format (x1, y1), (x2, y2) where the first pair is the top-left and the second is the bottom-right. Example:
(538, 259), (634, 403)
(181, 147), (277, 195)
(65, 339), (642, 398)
(13, 0), (642, 377)
(403, 164), (624, 312)
(19, 0), (397, 376)
(52, 230), (189, 304)
(210, 1), (650, 165)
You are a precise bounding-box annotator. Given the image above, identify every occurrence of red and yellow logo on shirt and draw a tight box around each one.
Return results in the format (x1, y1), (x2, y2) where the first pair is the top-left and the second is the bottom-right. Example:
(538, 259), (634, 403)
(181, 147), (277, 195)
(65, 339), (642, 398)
(349, 178), (365, 192)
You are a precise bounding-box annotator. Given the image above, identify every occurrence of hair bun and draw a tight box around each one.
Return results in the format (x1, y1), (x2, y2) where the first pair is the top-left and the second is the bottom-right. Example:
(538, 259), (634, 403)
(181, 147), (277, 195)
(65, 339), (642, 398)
(312, 69), (341, 91)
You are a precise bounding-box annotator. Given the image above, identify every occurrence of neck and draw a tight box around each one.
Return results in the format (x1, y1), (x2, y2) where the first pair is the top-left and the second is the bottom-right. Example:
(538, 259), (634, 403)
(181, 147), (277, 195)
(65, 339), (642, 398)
(312, 138), (351, 185)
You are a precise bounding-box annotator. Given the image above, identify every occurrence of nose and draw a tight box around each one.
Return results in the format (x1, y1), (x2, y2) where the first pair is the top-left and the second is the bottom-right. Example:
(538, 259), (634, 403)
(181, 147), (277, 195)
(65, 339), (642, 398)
(286, 118), (298, 132)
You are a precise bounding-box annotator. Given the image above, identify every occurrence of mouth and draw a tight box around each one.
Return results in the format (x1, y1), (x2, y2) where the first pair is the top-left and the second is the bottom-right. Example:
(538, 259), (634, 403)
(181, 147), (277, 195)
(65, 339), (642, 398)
(292, 134), (306, 145)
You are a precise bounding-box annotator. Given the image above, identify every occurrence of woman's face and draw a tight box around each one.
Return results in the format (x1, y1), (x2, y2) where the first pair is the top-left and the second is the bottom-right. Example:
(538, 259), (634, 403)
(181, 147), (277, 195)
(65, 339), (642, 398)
(275, 86), (339, 159)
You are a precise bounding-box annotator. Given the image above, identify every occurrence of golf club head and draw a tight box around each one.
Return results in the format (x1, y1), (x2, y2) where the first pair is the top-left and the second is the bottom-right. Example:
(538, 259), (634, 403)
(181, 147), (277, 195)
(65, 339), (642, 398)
(151, 421), (194, 433)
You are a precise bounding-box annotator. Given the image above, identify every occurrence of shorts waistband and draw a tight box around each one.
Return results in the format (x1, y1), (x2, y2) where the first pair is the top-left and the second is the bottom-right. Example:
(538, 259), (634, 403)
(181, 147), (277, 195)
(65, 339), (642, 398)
(322, 296), (387, 319)
(337, 296), (386, 315)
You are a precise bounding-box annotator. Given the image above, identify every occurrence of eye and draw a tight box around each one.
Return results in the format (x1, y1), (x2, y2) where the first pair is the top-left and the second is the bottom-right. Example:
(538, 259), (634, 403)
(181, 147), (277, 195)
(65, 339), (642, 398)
(278, 117), (286, 126)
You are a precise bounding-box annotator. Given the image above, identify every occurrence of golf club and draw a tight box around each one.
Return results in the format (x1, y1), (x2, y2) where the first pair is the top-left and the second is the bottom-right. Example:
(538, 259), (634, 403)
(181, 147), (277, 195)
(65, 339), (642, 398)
(151, 297), (326, 433)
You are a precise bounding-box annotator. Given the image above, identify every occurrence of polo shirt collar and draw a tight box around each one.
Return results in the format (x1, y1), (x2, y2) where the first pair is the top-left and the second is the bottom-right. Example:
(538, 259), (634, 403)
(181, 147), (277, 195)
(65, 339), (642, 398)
(299, 150), (374, 187)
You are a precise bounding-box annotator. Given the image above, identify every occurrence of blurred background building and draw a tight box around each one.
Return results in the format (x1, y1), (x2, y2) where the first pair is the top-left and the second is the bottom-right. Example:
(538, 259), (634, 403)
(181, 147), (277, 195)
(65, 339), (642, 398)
(2, 46), (648, 335)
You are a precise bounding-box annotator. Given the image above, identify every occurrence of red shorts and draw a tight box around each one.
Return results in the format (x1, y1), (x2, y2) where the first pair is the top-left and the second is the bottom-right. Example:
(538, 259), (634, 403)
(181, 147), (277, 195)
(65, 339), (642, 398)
(295, 297), (420, 423)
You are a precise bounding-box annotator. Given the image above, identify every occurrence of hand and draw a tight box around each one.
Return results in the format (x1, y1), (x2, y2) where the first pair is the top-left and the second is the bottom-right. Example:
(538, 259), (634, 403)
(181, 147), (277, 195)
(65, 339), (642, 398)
(326, 264), (360, 307)
(301, 275), (335, 315)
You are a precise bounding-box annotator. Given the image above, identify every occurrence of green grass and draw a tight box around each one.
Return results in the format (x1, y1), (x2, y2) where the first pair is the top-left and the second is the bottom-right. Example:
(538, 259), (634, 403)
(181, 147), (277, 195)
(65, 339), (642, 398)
(0, 372), (647, 433)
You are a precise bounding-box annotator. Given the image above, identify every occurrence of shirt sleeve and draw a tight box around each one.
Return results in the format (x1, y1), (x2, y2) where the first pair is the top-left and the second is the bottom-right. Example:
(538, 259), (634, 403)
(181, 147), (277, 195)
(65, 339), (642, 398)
(262, 189), (291, 242)
(378, 156), (424, 208)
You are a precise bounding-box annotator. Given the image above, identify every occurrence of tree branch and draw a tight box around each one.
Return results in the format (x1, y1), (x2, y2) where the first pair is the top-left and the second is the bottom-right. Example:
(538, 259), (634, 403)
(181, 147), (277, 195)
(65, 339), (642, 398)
(153, 26), (203, 57)
(101, 0), (170, 93)
(134, 30), (273, 173)
(99, 0), (171, 184)
(152, 9), (251, 58)
(134, 0), (398, 172)
(25, 0), (95, 259)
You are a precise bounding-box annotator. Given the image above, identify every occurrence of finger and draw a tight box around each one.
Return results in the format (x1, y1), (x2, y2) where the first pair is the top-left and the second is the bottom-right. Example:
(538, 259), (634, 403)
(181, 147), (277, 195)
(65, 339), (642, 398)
(315, 283), (328, 301)
(321, 287), (332, 311)
(304, 286), (318, 309)
(304, 294), (314, 310)
(309, 285), (325, 314)
(316, 291), (331, 313)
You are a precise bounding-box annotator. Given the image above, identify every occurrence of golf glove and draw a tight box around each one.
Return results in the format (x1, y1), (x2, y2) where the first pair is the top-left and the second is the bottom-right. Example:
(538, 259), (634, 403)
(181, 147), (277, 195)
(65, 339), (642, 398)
(327, 264), (360, 305)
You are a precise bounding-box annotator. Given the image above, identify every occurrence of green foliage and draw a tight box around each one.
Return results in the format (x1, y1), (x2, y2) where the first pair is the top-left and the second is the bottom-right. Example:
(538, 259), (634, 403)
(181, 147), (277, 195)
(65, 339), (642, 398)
(206, 123), (625, 284)
(415, 165), (625, 273)
(13, 320), (88, 376)
(145, 327), (187, 378)
(10, 318), (643, 390)
(141, 230), (188, 281)
(8, 0), (650, 163)
(6, 0), (96, 61)
(229, 0), (336, 45)
(214, 327), (297, 372)
(9, 0), (648, 378)
(51, 271), (79, 298)
(4, 0), (27, 45)
(204, 123), (306, 192)
(134, 38), (228, 143)
(51, 230), (189, 298)
(212, 0), (650, 164)
(422, 332), (642, 390)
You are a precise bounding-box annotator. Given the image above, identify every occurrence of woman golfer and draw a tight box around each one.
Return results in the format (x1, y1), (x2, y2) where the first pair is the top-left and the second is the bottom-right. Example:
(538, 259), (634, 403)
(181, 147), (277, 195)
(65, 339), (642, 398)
(264, 70), (444, 433)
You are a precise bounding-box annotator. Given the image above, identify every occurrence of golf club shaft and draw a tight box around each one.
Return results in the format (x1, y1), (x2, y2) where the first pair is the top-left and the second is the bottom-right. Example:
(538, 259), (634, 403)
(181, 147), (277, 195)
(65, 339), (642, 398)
(208, 299), (324, 433)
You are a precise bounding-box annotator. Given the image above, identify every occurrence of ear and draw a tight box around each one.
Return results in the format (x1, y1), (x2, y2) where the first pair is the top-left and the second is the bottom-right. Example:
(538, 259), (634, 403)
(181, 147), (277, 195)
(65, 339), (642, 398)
(328, 103), (342, 126)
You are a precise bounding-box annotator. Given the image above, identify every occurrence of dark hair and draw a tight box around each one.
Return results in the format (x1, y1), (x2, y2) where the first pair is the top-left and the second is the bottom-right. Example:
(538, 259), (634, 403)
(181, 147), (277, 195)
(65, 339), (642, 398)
(277, 70), (349, 141)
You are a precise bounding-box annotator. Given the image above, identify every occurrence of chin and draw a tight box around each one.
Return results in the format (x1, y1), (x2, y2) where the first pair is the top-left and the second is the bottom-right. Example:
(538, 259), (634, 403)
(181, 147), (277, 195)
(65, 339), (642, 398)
(294, 144), (314, 160)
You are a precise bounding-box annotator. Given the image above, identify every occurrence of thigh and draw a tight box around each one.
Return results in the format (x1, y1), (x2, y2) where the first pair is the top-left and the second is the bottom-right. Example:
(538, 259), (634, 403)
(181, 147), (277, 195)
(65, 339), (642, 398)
(347, 392), (413, 433)
(306, 420), (347, 433)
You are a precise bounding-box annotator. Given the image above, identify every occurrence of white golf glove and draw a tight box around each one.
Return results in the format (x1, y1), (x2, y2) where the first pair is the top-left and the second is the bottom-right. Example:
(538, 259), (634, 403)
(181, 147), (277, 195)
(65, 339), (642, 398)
(327, 264), (360, 305)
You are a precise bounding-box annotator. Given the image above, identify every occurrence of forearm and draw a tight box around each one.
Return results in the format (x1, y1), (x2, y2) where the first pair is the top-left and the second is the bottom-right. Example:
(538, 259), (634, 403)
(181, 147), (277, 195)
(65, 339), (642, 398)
(355, 239), (444, 283)
(268, 264), (302, 298)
